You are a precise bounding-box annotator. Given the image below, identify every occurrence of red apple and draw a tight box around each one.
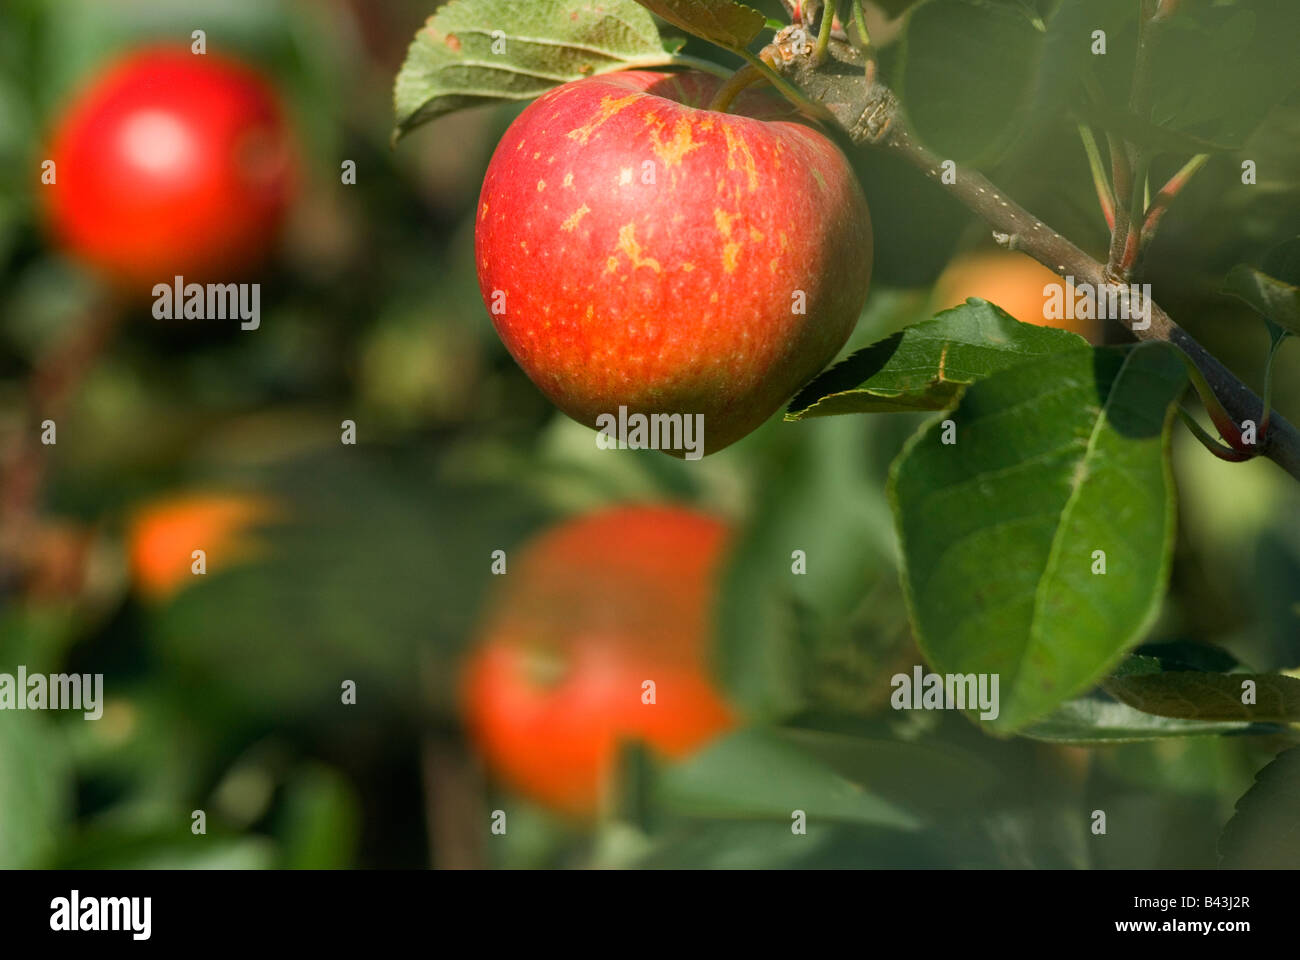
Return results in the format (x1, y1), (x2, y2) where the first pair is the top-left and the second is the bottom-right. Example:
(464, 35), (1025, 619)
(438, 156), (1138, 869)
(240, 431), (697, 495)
(461, 504), (735, 816)
(475, 70), (873, 455)
(42, 47), (297, 290)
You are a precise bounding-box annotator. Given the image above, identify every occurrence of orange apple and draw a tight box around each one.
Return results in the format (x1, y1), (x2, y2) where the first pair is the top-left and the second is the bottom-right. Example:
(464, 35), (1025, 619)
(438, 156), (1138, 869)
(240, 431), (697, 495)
(932, 250), (1102, 344)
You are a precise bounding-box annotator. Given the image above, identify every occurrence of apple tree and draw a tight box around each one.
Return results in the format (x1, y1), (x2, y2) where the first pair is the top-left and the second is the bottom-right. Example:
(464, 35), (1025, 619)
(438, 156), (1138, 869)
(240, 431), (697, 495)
(395, 0), (1300, 866)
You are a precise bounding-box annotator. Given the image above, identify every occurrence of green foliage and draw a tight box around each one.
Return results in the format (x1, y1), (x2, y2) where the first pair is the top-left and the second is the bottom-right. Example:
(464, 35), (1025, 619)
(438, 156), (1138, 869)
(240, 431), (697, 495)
(1223, 237), (1300, 338)
(1144, 1), (1300, 151)
(631, 0), (766, 50)
(1021, 695), (1258, 743)
(1104, 671), (1300, 723)
(150, 454), (553, 718)
(714, 416), (894, 720)
(652, 727), (922, 829)
(1072, 0), (1300, 154)
(2, 0), (1299, 872)
(788, 302), (1089, 418)
(890, 342), (1187, 731)
(0, 712), (71, 868)
(276, 764), (362, 869)
(896, 0), (1046, 165)
(394, 0), (697, 138)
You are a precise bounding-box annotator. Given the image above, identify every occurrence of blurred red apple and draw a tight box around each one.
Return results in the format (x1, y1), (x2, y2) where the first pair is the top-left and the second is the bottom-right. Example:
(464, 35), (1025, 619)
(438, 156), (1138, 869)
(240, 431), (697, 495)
(43, 47), (297, 291)
(461, 505), (735, 816)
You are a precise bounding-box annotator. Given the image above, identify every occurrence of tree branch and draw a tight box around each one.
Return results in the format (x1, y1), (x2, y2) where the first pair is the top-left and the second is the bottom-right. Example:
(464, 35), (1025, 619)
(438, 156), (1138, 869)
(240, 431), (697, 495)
(1, 300), (123, 589)
(768, 33), (1300, 482)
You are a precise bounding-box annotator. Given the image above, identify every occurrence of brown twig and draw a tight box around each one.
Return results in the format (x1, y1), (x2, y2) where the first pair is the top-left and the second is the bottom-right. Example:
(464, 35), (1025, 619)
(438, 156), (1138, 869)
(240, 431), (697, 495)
(420, 733), (488, 869)
(767, 34), (1300, 483)
(0, 298), (123, 589)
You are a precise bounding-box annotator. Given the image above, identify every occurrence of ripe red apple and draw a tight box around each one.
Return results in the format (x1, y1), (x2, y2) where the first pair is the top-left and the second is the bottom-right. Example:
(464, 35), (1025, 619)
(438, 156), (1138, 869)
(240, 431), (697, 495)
(475, 70), (873, 455)
(461, 504), (735, 816)
(42, 47), (297, 290)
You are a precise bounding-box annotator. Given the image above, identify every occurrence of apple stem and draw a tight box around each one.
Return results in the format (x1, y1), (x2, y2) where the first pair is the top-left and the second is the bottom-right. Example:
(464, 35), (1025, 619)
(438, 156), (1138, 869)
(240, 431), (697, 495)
(707, 64), (768, 113)
(736, 47), (837, 128)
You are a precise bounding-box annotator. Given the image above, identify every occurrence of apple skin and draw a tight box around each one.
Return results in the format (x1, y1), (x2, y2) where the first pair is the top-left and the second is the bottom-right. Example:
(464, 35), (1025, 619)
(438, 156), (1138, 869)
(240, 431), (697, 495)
(475, 70), (873, 455)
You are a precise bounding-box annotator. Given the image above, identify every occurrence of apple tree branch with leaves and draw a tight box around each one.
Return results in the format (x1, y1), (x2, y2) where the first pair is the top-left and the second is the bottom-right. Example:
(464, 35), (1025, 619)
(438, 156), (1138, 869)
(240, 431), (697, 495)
(394, 0), (1300, 864)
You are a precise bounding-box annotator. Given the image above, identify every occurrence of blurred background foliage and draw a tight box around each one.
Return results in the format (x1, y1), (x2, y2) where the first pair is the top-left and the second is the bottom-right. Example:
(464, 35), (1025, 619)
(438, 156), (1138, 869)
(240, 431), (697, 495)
(0, 0), (1297, 869)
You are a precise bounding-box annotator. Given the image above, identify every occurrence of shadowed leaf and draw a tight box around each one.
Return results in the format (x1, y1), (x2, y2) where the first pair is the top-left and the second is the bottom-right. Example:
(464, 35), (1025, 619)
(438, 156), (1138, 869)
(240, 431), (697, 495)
(632, 0), (765, 50)
(788, 301), (1088, 419)
(1104, 671), (1300, 723)
(1022, 695), (1259, 743)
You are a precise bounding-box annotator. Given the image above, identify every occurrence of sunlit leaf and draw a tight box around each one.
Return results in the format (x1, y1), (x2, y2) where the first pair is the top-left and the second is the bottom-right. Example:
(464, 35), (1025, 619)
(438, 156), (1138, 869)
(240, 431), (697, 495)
(890, 342), (1187, 732)
(394, 0), (692, 138)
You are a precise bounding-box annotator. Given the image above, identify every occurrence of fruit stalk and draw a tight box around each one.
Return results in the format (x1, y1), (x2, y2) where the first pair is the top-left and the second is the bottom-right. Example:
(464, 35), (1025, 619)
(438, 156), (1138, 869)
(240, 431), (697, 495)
(706, 63), (767, 113)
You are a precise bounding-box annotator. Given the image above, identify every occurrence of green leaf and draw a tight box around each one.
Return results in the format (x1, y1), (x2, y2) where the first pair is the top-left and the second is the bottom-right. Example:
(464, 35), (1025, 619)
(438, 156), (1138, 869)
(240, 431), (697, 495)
(0, 712), (70, 868)
(1064, 2), (1299, 154)
(1078, 103), (1236, 156)
(1262, 236), (1300, 286)
(777, 727), (1000, 814)
(1110, 653), (1164, 678)
(53, 827), (276, 869)
(394, 0), (691, 138)
(787, 302), (1090, 419)
(1104, 671), (1300, 723)
(631, 0), (765, 51)
(1222, 238), (1300, 337)
(889, 341), (1188, 733)
(1021, 695), (1258, 743)
(653, 728), (923, 830)
(897, 0), (1046, 165)
(277, 764), (362, 870)
(1147, 3), (1300, 152)
(1130, 640), (1241, 675)
(714, 418), (894, 721)
(1218, 747), (1300, 869)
